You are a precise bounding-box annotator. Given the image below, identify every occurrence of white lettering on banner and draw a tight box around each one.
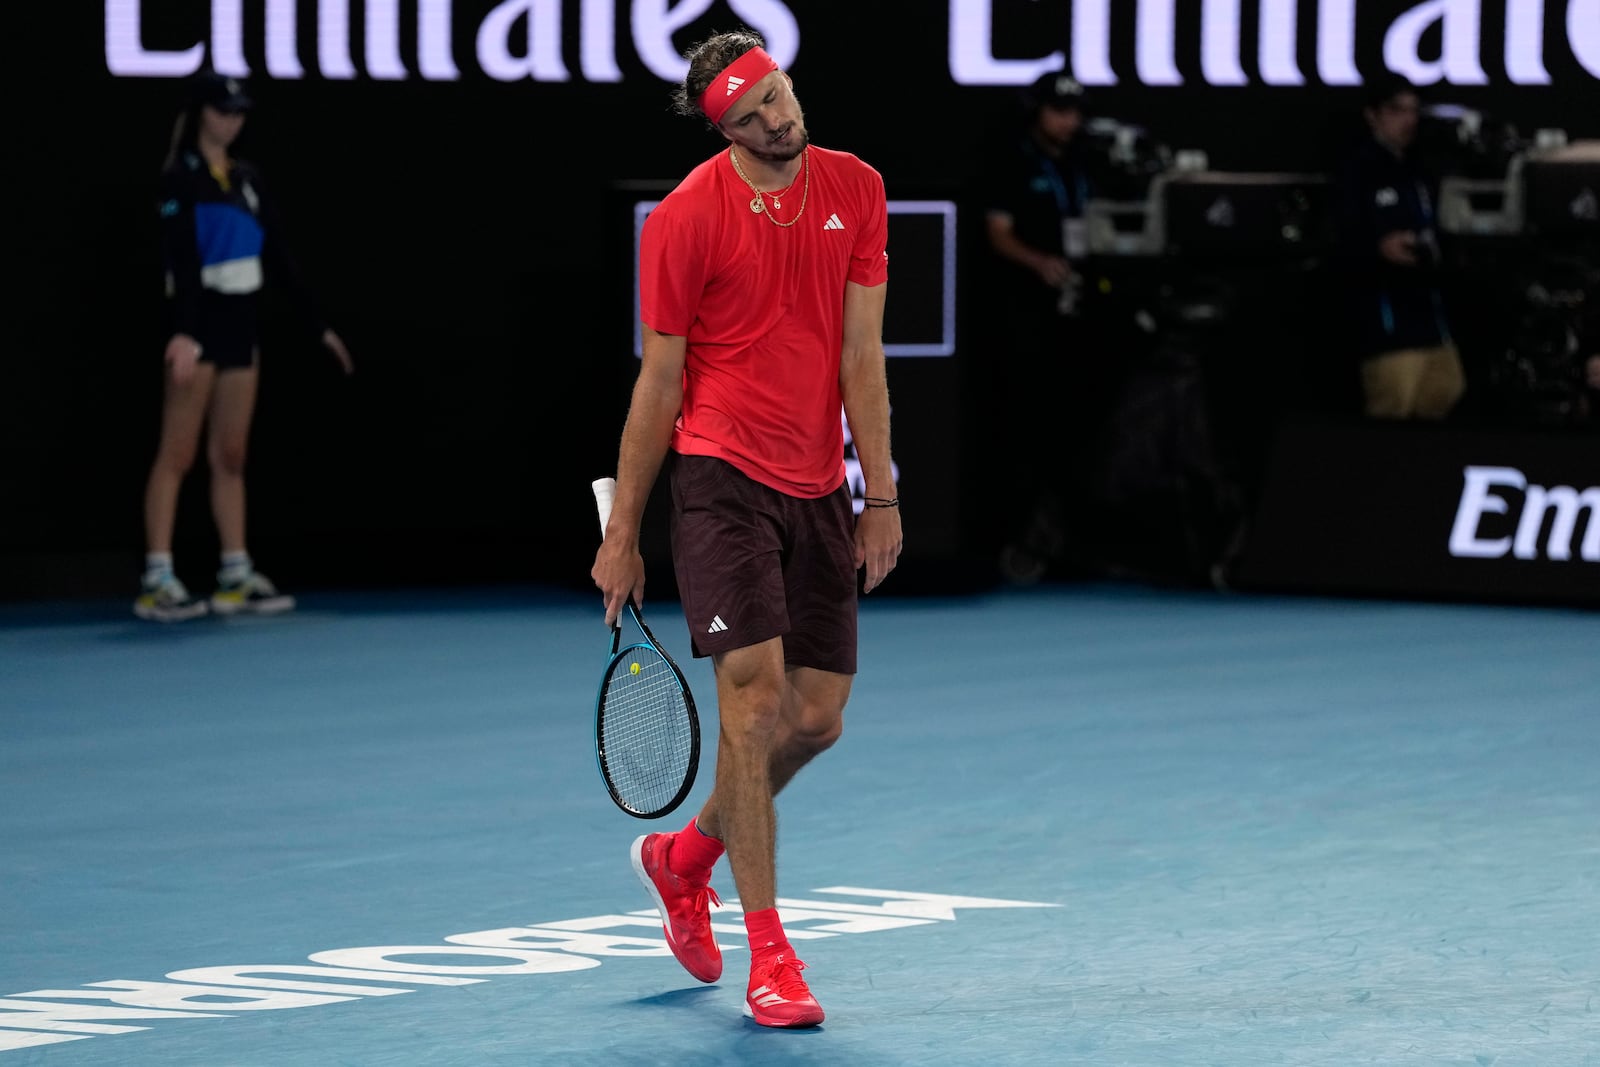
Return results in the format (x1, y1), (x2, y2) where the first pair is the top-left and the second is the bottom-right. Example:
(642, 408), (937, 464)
(1506, 0), (1552, 84)
(946, 0), (1600, 87)
(318, 0), (355, 79)
(1202, 0), (1248, 86)
(0, 888), (1055, 1055)
(1200, 0), (1314, 86)
(1317, 0), (1361, 83)
(106, 0), (203, 75)
(1138, 0), (1183, 86)
(369, 0), (408, 79)
(1384, 0), (1488, 86)
(420, 0), (460, 79)
(1449, 465), (1600, 562)
(106, 2), (1600, 86)
(104, 0), (799, 83)
(264, 0), (301, 77)
(211, 0), (247, 75)
(478, 0), (570, 82)
(1573, 0), (1600, 77)
(948, 0), (1060, 82)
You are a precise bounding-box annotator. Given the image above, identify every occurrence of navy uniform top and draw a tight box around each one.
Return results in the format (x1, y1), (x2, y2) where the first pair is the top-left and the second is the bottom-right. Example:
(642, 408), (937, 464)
(979, 136), (1092, 294)
(1334, 135), (1451, 357)
(158, 151), (322, 343)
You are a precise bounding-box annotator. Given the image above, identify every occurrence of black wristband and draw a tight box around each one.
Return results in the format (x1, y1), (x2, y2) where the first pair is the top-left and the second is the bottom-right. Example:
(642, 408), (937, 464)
(863, 496), (899, 509)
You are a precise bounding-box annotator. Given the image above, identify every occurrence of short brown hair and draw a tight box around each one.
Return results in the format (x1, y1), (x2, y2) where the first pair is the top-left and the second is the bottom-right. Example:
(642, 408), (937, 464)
(670, 28), (768, 121)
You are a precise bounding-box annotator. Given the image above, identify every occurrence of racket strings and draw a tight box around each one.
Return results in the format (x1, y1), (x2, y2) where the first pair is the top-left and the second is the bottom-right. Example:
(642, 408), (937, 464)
(599, 650), (694, 813)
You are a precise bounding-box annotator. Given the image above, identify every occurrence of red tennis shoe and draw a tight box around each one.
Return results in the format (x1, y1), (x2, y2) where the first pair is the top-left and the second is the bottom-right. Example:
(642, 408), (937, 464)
(631, 833), (723, 983)
(744, 950), (825, 1028)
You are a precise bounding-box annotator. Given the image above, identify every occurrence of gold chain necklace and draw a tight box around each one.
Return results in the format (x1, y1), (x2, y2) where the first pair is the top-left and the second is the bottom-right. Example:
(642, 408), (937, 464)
(763, 168), (801, 209)
(730, 146), (809, 227)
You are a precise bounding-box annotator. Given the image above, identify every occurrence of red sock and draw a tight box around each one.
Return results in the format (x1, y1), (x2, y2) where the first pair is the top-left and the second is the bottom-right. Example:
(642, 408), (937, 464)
(667, 817), (724, 881)
(744, 907), (787, 956)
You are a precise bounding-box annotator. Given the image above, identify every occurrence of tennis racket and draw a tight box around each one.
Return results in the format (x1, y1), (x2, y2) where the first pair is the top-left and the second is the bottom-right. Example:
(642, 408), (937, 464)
(590, 477), (700, 819)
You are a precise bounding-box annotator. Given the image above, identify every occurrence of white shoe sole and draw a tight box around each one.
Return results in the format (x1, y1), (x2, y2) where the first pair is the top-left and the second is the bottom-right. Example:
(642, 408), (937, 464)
(630, 835), (675, 943)
(631, 835), (725, 983)
(742, 997), (826, 1027)
(133, 601), (210, 622)
(211, 594), (297, 616)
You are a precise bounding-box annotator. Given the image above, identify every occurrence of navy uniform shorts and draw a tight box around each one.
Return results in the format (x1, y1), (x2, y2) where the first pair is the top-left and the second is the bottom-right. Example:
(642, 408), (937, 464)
(167, 292), (260, 371)
(668, 454), (858, 675)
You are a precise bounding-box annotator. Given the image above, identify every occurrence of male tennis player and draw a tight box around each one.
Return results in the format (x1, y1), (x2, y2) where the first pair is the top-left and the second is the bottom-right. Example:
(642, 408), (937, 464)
(590, 28), (901, 1028)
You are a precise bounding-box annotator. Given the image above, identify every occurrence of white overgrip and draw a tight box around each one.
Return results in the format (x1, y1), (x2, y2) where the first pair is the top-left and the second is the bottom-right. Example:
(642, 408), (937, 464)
(592, 477), (617, 538)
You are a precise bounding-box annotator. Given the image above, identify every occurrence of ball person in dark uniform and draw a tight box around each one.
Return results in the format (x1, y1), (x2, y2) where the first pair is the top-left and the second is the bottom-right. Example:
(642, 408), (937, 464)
(136, 71), (353, 621)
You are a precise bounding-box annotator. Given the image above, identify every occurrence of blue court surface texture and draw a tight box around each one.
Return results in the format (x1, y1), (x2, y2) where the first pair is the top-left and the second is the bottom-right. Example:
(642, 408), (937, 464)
(2, 583), (1596, 1066)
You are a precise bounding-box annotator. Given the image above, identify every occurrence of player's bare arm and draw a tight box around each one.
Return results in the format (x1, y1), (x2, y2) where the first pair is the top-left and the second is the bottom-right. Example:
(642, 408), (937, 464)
(592, 325), (686, 626)
(839, 279), (902, 593)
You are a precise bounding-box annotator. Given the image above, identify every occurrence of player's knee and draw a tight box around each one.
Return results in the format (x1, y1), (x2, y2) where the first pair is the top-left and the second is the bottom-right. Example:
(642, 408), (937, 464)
(155, 443), (199, 477)
(794, 721), (841, 761)
(208, 439), (249, 475)
(719, 682), (785, 747)
(787, 706), (843, 759)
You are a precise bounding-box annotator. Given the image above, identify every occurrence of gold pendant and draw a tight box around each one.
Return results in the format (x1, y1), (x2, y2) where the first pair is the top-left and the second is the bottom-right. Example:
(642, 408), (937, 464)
(750, 196), (764, 213)
(771, 197), (781, 210)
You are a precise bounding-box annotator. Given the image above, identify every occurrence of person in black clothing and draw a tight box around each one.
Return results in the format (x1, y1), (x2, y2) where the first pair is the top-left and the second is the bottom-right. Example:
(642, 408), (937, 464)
(135, 71), (354, 622)
(1334, 75), (1465, 420)
(976, 71), (1102, 581)
(1582, 284), (1600, 423)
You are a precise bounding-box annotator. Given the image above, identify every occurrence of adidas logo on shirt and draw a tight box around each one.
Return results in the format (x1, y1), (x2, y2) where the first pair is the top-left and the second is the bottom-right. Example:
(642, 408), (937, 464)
(823, 213), (844, 231)
(726, 75), (744, 95)
(707, 614), (729, 634)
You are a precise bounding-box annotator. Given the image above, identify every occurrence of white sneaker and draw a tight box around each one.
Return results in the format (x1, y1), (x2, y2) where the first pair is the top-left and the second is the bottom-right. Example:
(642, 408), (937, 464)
(134, 575), (210, 622)
(210, 571), (296, 615)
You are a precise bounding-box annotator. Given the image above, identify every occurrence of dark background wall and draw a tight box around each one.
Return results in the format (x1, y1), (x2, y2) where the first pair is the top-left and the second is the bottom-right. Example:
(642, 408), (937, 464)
(8, 1), (1600, 601)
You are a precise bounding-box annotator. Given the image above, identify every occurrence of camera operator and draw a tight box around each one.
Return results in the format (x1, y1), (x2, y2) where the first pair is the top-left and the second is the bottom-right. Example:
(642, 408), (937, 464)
(974, 71), (1104, 581)
(1334, 75), (1466, 420)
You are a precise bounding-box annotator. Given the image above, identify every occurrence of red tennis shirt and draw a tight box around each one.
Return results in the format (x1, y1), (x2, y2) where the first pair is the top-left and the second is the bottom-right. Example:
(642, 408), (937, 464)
(639, 145), (889, 498)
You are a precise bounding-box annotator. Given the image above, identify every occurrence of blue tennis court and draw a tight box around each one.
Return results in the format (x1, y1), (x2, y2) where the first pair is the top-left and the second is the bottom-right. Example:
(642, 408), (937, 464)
(2, 583), (1596, 1065)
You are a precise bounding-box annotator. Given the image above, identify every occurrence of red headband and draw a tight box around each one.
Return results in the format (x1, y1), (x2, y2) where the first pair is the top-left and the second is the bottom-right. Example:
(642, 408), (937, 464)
(698, 47), (779, 125)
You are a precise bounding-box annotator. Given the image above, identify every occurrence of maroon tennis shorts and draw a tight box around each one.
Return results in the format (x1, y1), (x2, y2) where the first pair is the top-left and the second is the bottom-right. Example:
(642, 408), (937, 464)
(668, 454), (858, 674)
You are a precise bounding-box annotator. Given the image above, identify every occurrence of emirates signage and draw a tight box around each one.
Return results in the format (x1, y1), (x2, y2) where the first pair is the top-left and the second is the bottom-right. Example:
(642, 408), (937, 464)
(1235, 421), (1600, 606)
(106, 0), (1600, 87)
(1449, 466), (1600, 563)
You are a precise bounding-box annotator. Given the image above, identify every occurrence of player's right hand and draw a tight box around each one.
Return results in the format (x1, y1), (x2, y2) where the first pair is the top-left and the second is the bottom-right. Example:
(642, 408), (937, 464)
(591, 538), (645, 629)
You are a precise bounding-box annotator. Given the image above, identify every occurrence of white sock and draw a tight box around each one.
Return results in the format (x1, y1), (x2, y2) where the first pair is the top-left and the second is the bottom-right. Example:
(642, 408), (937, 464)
(143, 552), (174, 585)
(219, 550), (253, 584)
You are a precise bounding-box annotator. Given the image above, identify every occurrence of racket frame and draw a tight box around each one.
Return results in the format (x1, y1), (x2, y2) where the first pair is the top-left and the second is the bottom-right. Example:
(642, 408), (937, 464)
(594, 601), (700, 819)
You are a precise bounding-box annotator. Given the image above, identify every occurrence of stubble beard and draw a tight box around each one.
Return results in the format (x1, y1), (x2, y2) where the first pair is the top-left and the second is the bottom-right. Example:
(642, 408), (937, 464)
(746, 126), (810, 165)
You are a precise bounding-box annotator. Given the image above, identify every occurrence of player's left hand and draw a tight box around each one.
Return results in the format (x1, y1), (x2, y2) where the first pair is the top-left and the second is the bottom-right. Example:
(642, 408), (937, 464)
(322, 328), (355, 375)
(855, 504), (903, 594)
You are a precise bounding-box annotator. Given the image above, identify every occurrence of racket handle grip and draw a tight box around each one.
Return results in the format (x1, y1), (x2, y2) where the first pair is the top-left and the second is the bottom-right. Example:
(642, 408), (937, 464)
(592, 477), (617, 538)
